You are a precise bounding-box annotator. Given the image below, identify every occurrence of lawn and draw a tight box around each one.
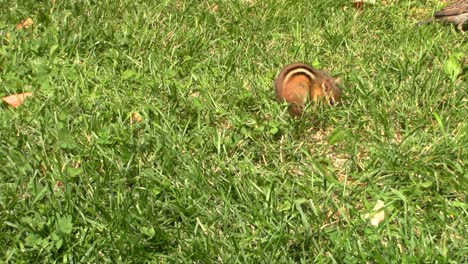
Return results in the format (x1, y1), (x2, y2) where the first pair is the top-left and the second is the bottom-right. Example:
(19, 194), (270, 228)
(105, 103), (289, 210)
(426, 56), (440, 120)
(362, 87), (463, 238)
(0, 0), (467, 262)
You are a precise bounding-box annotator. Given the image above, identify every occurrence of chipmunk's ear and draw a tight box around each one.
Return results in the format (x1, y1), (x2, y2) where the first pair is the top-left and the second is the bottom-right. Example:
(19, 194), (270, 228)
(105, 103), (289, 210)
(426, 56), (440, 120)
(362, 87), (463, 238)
(322, 79), (334, 94)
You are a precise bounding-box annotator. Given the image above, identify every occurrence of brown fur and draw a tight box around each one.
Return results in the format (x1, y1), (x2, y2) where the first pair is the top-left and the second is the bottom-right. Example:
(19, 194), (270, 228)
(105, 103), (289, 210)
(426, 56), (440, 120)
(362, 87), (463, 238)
(418, 0), (468, 32)
(275, 63), (342, 117)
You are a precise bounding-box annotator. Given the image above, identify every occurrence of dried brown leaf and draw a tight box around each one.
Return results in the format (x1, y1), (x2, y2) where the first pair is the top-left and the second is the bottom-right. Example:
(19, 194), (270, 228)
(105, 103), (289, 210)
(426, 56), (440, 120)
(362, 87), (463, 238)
(16, 17), (34, 30)
(2, 92), (33, 108)
(131, 112), (143, 123)
(211, 4), (219, 13)
(364, 200), (386, 226)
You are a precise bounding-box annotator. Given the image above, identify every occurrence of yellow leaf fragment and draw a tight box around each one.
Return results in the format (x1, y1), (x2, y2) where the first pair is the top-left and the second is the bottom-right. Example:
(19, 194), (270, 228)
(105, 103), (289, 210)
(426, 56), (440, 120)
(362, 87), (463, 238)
(210, 4), (219, 13)
(364, 200), (385, 226)
(2, 92), (33, 108)
(16, 17), (34, 30)
(131, 112), (143, 123)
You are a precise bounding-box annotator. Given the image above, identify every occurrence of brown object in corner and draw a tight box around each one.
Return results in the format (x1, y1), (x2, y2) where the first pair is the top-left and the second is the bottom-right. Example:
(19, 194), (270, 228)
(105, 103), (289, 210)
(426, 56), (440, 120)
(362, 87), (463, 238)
(419, 0), (468, 32)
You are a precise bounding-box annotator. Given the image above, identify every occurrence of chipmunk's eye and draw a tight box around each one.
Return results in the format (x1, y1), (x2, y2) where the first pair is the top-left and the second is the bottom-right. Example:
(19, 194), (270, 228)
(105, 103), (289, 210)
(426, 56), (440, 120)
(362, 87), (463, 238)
(329, 98), (335, 106)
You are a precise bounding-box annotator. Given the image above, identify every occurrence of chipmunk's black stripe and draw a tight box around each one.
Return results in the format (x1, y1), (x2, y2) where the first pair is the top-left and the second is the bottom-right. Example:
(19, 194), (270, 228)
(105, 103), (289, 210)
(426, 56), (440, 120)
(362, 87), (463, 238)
(283, 68), (316, 85)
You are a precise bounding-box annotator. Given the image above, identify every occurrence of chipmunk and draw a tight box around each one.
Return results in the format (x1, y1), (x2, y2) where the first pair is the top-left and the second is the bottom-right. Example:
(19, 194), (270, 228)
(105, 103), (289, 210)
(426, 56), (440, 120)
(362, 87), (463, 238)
(275, 63), (342, 117)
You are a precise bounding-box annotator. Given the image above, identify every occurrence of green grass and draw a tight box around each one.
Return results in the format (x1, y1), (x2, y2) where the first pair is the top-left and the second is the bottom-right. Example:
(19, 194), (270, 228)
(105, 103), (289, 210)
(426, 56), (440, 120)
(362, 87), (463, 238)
(1, 0), (467, 262)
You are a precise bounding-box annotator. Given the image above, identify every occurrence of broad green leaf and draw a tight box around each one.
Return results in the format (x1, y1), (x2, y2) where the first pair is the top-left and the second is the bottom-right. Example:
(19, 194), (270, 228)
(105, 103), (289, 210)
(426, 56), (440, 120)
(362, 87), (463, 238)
(443, 55), (461, 82)
(57, 215), (73, 235)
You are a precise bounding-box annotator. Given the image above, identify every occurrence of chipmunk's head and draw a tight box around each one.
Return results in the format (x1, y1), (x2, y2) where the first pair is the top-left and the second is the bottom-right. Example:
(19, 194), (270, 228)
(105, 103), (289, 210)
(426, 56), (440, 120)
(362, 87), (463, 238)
(321, 77), (342, 106)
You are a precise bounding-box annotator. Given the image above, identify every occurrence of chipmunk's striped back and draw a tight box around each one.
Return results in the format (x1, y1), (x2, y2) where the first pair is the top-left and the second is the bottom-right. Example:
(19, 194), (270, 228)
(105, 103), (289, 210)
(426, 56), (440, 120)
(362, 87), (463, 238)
(275, 63), (342, 116)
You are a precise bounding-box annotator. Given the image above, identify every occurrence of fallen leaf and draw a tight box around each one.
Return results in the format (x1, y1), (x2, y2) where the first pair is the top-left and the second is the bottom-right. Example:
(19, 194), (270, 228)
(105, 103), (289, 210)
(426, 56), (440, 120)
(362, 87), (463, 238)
(353, 0), (364, 10)
(131, 112), (143, 123)
(211, 4), (219, 13)
(16, 17), (34, 30)
(364, 200), (385, 226)
(354, 0), (378, 10)
(2, 92), (33, 108)
(40, 163), (47, 176)
(55, 181), (64, 192)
